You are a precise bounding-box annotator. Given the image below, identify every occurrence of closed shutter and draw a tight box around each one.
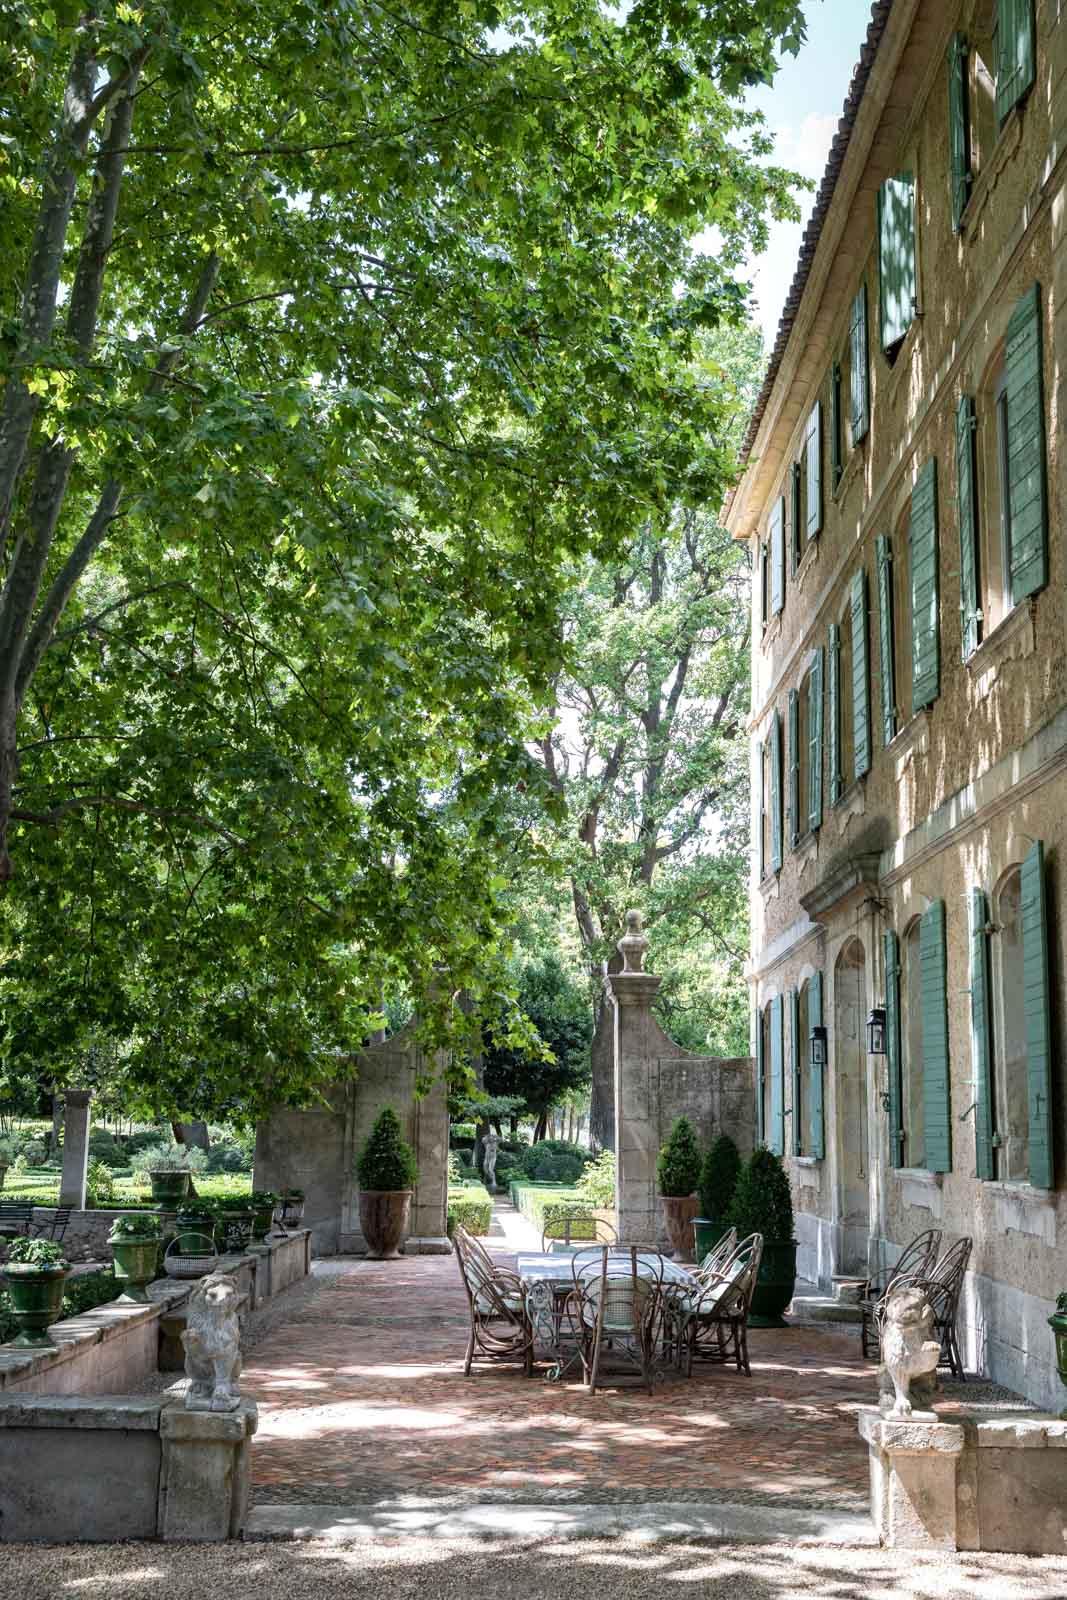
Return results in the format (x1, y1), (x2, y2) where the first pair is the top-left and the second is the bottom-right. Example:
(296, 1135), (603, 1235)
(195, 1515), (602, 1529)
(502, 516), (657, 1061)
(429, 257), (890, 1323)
(970, 888), (995, 1181)
(878, 173), (917, 352)
(758, 739), (766, 879)
(808, 646), (824, 832)
(851, 568), (871, 781)
(770, 496), (785, 616)
(948, 33), (972, 231)
(876, 535), (896, 746)
(957, 395), (981, 659)
(791, 461), (803, 572)
(788, 687), (800, 849)
(920, 900), (952, 1174)
(885, 930), (905, 1170)
(756, 1006), (765, 1146)
(850, 282), (869, 442)
(769, 995), (785, 1156)
(789, 988), (803, 1156)
(760, 542), (769, 626)
(909, 458), (940, 709)
(831, 362), (843, 489)
(1006, 283), (1048, 605)
(828, 622), (842, 804)
(997, 0), (1036, 126)
(770, 710), (783, 873)
(809, 971), (825, 1159)
(805, 401), (822, 540)
(1021, 840), (1053, 1188)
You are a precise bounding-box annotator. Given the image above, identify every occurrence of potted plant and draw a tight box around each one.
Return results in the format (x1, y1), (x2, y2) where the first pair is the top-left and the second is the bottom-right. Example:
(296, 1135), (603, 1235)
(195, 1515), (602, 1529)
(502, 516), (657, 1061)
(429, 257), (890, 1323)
(656, 1116), (703, 1262)
(729, 1145), (797, 1327)
(279, 1187), (305, 1227)
(108, 1212), (163, 1302)
(1, 1237), (69, 1347)
(132, 1144), (193, 1208)
(249, 1190), (279, 1244)
(174, 1198), (217, 1254)
(1048, 1292), (1067, 1417)
(694, 1133), (742, 1261)
(215, 1195), (255, 1253)
(356, 1106), (418, 1259)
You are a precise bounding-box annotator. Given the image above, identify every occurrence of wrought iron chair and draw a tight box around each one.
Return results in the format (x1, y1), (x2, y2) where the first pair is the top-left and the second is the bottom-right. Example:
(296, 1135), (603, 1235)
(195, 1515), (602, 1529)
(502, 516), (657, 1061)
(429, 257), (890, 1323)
(924, 1237), (973, 1380)
(667, 1232), (764, 1378)
(453, 1224), (533, 1377)
(565, 1245), (667, 1396)
(860, 1228), (942, 1359)
(541, 1210), (617, 1253)
(0, 1202), (34, 1244)
(32, 1206), (73, 1242)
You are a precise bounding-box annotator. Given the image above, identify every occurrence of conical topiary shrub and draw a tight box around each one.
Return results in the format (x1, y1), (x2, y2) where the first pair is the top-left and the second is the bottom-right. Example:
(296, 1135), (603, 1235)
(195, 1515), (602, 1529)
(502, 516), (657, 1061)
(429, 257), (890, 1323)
(656, 1116), (703, 1262)
(356, 1107), (419, 1260)
(729, 1145), (797, 1327)
(695, 1133), (742, 1260)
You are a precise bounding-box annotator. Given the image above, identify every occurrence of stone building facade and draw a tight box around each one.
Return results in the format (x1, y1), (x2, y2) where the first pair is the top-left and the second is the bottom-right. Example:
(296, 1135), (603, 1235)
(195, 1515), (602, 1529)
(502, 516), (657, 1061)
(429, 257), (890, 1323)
(724, 0), (1067, 1407)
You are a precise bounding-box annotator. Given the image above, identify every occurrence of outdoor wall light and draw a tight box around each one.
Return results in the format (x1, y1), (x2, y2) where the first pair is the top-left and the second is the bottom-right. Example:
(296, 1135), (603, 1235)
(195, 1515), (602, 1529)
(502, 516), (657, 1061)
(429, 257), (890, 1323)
(810, 1025), (828, 1067)
(866, 1007), (887, 1056)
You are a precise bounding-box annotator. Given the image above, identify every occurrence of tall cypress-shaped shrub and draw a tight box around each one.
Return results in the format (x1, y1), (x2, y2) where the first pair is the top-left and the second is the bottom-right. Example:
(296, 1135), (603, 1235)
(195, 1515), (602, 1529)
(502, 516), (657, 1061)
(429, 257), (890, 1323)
(656, 1116), (703, 1197)
(356, 1107), (419, 1191)
(729, 1146), (794, 1242)
(698, 1134), (741, 1220)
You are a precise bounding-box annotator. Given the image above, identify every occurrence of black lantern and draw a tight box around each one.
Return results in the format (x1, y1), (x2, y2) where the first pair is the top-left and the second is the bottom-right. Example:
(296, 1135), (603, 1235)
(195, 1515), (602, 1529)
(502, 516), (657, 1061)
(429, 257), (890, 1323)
(810, 1025), (828, 1067)
(866, 1006), (887, 1056)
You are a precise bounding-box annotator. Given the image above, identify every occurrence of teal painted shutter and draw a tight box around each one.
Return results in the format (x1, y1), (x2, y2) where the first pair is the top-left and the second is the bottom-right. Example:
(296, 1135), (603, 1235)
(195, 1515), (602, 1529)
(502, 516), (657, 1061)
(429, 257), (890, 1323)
(789, 988), (802, 1156)
(809, 972), (825, 1159)
(828, 623), (842, 803)
(756, 1007), (765, 1146)
(948, 33), (972, 232)
(759, 542), (769, 626)
(878, 173), (917, 351)
(876, 535), (896, 746)
(909, 458), (940, 709)
(957, 395), (981, 659)
(997, 0), (1036, 125)
(758, 739), (766, 879)
(787, 687), (800, 849)
(791, 461), (802, 572)
(770, 496), (785, 616)
(970, 888), (995, 1182)
(850, 568), (870, 781)
(850, 282), (869, 442)
(1006, 283), (1048, 605)
(920, 901), (952, 1174)
(885, 930), (904, 1169)
(770, 710), (783, 873)
(1021, 840), (1054, 1188)
(805, 401), (822, 540)
(831, 363), (843, 489)
(769, 995), (785, 1156)
(808, 646), (824, 832)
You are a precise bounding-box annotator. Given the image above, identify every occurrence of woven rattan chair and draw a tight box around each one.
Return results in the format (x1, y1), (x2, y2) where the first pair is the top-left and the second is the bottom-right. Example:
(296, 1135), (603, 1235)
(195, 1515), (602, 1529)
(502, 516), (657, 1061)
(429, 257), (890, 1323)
(668, 1231), (763, 1378)
(873, 1237), (973, 1380)
(693, 1227), (738, 1283)
(453, 1224), (533, 1377)
(541, 1210), (617, 1253)
(565, 1245), (667, 1396)
(860, 1228), (942, 1359)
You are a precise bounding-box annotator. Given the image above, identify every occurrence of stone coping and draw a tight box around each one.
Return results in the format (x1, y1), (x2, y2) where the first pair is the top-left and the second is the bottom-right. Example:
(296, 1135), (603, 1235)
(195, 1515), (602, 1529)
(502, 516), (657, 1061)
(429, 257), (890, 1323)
(0, 1394), (164, 1429)
(860, 1404), (1067, 1452)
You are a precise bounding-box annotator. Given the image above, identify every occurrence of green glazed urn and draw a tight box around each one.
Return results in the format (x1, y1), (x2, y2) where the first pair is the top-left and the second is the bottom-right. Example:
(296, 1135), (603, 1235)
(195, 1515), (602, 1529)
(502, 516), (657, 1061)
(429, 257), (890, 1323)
(2, 1264), (68, 1348)
(110, 1237), (162, 1303)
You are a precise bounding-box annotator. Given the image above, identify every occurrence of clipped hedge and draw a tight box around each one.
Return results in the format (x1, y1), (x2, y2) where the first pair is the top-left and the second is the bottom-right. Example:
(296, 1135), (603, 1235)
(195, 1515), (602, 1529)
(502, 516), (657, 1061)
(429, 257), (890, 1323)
(447, 1184), (493, 1238)
(511, 1182), (593, 1238)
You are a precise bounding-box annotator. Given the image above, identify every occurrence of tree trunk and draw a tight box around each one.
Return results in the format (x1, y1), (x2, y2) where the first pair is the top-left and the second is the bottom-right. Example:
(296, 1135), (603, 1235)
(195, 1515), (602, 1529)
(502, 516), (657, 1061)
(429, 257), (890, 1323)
(534, 1110), (548, 1143)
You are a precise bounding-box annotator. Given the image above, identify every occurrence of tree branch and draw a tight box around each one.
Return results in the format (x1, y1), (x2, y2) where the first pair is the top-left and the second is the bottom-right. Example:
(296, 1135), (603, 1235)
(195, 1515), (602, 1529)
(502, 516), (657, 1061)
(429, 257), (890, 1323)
(10, 795), (246, 847)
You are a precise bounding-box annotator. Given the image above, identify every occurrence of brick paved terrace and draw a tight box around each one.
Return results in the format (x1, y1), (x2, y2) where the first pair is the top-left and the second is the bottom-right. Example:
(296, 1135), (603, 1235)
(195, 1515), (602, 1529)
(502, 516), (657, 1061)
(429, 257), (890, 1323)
(243, 1207), (879, 1513)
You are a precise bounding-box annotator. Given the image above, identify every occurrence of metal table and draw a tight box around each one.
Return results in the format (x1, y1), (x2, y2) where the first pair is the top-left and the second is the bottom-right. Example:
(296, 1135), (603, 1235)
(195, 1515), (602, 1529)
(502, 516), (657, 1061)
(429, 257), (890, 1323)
(516, 1251), (696, 1382)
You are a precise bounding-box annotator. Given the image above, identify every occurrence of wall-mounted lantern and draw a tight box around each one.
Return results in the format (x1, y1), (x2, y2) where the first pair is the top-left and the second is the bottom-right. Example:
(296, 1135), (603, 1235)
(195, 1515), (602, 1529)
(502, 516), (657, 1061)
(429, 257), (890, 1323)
(866, 1006), (887, 1057)
(810, 1025), (828, 1067)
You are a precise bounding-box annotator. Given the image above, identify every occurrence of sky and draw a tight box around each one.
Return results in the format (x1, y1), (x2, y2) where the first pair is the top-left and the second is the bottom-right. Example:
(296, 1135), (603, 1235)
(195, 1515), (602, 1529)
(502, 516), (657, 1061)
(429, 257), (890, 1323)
(745, 0), (877, 350)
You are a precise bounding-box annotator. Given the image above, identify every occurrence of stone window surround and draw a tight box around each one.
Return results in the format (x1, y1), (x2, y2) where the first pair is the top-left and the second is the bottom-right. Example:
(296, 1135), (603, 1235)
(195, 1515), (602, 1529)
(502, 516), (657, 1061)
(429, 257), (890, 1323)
(965, 595), (1036, 697)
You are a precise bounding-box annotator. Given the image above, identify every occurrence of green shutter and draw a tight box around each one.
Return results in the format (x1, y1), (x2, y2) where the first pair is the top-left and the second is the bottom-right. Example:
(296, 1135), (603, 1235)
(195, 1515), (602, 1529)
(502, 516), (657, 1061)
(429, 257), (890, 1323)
(828, 622), (842, 804)
(876, 535), (896, 746)
(789, 988), (802, 1156)
(808, 646), (824, 832)
(787, 687), (800, 849)
(970, 888), (995, 1181)
(850, 282), (869, 442)
(1021, 840), (1054, 1188)
(909, 458), (940, 709)
(758, 739), (766, 879)
(791, 461), (802, 572)
(885, 930), (904, 1170)
(878, 173), (917, 352)
(770, 710), (783, 874)
(769, 994), (785, 1156)
(850, 568), (870, 781)
(957, 395), (981, 659)
(759, 542), (769, 626)
(756, 1006), (765, 1146)
(769, 496), (785, 616)
(948, 33), (972, 232)
(1006, 282), (1048, 605)
(809, 971), (825, 1159)
(805, 401), (822, 540)
(920, 900), (952, 1174)
(997, 0), (1036, 125)
(831, 362), (843, 490)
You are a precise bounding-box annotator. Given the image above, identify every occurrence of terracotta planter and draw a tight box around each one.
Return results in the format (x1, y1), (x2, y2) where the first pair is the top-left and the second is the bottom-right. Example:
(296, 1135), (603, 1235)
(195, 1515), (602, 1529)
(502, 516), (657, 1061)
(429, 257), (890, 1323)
(359, 1189), (412, 1259)
(2, 1264), (68, 1348)
(660, 1194), (699, 1262)
(110, 1237), (162, 1302)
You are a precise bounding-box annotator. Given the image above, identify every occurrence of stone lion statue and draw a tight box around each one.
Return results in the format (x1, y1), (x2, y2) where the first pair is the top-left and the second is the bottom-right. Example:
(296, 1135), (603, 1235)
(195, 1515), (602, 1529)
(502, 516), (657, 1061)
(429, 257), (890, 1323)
(182, 1272), (243, 1412)
(880, 1281), (941, 1418)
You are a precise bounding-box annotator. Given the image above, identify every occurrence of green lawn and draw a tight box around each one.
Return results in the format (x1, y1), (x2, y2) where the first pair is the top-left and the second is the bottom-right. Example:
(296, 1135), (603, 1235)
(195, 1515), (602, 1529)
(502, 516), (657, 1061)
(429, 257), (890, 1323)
(1, 1167), (252, 1206)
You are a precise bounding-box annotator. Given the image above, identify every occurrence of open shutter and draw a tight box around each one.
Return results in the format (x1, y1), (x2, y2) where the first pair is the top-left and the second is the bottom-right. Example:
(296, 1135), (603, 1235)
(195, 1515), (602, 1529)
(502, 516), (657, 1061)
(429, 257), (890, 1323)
(957, 395), (981, 659)
(948, 33), (972, 231)
(997, 0), (1036, 125)
(756, 1007), (765, 1146)
(770, 710), (783, 873)
(787, 688), (800, 849)
(769, 995), (785, 1156)
(878, 173), (917, 352)
(828, 622), (842, 803)
(1006, 283), (1048, 605)
(909, 458), (940, 709)
(851, 568), (870, 781)
(876, 535), (896, 746)
(789, 988), (803, 1156)
(831, 362), (843, 490)
(850, 282), (869, 442)
(805, 402), (822, 540)
(1021, 840), (1054, 1188)
(791, 461), (802, 572)
(808, 646), (824, 832)
(809, 972), (825, 1159)
(759, 542), (769, 627)
(970, 888), (995, 1181)
(885, 930), (904, 1169)
(769, 497), (785, 616)
(920, 900), (952, 1173)
(758, 740), (766, 879)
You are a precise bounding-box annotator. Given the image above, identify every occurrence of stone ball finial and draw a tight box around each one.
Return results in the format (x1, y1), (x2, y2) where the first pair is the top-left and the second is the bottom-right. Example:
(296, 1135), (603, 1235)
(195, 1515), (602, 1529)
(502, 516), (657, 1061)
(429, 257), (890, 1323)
(618, 909), (649, 974)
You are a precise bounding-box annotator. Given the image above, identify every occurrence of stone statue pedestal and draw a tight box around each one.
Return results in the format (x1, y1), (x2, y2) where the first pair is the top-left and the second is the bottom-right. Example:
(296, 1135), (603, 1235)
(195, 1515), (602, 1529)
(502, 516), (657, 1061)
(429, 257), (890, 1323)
(859, 1408), (963, 1549)
(159, 1399), (258, 1540)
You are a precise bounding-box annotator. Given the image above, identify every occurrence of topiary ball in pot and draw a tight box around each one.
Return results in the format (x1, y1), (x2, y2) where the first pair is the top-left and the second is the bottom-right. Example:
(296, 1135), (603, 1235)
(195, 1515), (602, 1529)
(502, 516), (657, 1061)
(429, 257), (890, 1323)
(656, 1116), (703, 1262)
(729, 1145), (797, 1327)
(356, 1106), (419, 1260)
(694, 1133), (742, 1261)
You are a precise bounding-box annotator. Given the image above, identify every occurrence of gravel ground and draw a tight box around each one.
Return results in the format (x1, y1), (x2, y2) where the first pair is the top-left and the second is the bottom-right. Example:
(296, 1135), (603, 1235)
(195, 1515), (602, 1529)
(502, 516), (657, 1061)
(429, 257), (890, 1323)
(2, 1537), (1067, 1600)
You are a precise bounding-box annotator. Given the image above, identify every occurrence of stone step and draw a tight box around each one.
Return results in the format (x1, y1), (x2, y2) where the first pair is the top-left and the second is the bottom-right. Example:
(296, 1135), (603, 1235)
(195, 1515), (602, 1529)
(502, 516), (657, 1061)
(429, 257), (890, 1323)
(790, 1289), (863, 1325)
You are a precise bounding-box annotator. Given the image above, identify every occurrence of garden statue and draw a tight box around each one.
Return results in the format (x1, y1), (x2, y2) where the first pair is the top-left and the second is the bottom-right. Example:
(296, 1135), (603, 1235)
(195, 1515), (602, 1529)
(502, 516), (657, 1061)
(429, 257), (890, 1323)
(880, 1282), (941, 1417)
(182, 1272), (243, 1412)
(483, 1132), (500, 1193)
